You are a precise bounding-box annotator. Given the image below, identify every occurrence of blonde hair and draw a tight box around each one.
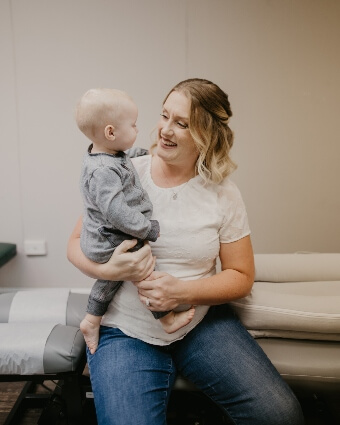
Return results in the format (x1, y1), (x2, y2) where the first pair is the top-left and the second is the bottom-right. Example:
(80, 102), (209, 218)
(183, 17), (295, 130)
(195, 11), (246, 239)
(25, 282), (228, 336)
(75, 88), (129, 142)
(152, 78), (237, 184)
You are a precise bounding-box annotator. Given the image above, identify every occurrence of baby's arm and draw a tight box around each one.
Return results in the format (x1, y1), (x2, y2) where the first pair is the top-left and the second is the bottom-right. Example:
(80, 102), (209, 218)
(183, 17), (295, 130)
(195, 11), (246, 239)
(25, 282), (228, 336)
(91, 166), (159, 241)
(125, 147), (149, 158)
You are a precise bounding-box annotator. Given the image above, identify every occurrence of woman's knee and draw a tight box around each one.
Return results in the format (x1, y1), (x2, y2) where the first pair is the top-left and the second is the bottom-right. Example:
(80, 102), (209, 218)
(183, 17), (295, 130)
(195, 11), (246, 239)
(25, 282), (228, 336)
(248, 384), (304, 425)
(172, 306), (304, 425)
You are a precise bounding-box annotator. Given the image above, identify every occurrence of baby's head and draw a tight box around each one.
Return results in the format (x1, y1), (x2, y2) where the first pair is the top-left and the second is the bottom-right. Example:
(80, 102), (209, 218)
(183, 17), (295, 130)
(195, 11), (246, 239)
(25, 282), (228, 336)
(75, 88), (138, 153)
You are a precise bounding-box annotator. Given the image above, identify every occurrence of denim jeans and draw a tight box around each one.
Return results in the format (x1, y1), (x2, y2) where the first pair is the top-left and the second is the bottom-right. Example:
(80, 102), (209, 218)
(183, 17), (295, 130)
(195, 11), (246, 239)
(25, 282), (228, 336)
(87, 305), (304, 425)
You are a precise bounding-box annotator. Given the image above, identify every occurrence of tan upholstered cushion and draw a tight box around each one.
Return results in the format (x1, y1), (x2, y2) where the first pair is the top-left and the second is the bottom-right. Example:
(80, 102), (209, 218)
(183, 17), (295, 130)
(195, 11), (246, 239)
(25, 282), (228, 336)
(231, 254), (340, 341)
(257, 338), (340, 388)
(254, 253), (340, 282)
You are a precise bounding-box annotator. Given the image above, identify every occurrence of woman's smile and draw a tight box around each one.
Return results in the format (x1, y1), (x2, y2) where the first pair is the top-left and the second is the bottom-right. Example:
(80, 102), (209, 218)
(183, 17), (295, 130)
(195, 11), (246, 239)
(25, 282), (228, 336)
(160, 136), (177, 148)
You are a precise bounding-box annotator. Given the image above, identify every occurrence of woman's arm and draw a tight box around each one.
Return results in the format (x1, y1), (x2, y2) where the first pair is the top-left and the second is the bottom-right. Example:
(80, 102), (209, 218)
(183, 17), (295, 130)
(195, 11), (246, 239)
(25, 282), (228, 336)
(135, 235), (254, 311)
(67, 216), (156, 282)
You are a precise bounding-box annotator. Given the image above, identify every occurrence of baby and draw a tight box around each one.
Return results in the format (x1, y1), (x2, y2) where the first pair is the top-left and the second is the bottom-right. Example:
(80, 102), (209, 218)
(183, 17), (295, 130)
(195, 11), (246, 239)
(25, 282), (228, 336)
(75, 88), (195, 353)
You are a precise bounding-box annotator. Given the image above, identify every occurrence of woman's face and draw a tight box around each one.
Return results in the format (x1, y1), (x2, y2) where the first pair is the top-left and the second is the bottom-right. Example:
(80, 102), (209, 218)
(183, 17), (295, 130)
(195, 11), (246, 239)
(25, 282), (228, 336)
(156, 90), (198, 168)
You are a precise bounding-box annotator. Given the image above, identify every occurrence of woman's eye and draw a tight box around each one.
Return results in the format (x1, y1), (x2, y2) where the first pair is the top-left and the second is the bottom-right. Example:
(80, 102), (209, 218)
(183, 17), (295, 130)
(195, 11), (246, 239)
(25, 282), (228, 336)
(177, 122), (188, 129)
(160, 113), (168, 119)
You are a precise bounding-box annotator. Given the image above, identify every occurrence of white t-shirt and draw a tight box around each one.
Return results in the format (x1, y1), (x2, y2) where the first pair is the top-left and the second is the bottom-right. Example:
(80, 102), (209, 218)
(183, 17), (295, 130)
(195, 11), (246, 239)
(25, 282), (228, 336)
(101, 155), (250, 345)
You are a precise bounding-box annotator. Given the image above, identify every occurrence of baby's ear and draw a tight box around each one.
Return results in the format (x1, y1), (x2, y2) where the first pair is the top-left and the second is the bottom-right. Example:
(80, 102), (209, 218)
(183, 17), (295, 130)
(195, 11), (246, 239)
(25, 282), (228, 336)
(104, 125), (115, 141)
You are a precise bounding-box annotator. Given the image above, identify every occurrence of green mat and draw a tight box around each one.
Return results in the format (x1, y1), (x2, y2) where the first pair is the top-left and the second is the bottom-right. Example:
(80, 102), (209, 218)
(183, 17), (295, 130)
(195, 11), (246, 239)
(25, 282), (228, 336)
(0, 243), (17, 268)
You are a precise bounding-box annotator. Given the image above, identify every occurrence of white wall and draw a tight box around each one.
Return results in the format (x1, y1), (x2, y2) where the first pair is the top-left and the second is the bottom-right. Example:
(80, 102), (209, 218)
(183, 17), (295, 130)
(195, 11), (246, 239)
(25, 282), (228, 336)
(1, 0), (339, 289)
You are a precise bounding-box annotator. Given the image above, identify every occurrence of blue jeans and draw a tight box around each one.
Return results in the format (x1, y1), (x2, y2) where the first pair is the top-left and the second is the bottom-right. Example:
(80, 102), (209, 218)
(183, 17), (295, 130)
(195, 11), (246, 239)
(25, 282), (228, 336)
(87, 305), (304, 425)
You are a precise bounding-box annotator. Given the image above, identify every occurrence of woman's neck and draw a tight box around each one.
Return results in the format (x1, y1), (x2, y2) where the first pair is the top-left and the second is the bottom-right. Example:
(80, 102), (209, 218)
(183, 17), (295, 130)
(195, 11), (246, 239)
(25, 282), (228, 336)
(151, 154), (196, 188)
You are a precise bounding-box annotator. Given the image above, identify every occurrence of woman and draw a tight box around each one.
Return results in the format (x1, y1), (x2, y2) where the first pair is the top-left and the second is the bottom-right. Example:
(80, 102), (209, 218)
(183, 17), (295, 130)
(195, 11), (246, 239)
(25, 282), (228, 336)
(67, 78), (304, 425)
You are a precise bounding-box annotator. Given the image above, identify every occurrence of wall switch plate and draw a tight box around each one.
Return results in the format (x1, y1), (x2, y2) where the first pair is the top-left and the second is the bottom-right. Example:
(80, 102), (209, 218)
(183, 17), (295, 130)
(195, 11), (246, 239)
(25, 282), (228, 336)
(24, 240), (47, 256)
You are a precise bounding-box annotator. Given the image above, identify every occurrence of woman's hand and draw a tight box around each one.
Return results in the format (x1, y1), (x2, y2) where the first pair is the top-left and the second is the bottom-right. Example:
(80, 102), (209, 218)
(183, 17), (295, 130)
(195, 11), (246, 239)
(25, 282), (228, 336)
(103, 240), (156, 282)
(134, 271), (183, 312)
(67, 216), (155, 282)
(135, 235), (255, 310)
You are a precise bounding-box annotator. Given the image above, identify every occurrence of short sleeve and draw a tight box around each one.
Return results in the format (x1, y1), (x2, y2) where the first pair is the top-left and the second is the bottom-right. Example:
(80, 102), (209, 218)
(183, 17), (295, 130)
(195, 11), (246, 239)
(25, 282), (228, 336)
(218, 179), (251, 243)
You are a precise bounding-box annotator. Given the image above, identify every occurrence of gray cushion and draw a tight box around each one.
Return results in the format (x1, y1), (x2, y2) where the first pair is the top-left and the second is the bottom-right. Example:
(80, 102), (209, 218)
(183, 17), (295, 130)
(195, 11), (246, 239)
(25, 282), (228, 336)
(0, 290), (87, 375)
(0, 323), (85, 374)
(0, 289), (88, 325)
(44, 324), (85, 373)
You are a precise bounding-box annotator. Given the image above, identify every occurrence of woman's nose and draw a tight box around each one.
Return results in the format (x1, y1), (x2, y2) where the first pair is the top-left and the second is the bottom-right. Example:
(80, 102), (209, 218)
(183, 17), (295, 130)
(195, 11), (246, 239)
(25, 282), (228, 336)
(162, 121), (174, 136)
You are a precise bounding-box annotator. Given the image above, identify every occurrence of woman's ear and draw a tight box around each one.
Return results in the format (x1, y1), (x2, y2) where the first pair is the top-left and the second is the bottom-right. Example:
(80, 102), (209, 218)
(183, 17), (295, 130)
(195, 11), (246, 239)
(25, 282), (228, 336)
(104, 125), (115, 141)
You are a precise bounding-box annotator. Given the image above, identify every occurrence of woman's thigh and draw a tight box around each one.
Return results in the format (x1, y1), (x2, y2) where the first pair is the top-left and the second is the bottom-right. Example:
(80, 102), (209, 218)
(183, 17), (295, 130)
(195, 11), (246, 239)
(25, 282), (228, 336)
(172, 305), (305, 425)
(87, 326), (176, 425)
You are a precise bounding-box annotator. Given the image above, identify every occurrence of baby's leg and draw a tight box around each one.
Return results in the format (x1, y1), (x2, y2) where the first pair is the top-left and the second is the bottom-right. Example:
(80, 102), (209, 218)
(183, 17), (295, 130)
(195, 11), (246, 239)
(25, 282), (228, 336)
(80, 314), (102, 355)
(82, 279), (122, 354)
(159, 307), (195, 334)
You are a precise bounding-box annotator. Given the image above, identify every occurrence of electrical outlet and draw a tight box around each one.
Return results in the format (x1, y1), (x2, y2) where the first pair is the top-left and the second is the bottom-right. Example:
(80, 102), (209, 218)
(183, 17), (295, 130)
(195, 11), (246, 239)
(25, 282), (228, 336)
(24, 240), (47, 256)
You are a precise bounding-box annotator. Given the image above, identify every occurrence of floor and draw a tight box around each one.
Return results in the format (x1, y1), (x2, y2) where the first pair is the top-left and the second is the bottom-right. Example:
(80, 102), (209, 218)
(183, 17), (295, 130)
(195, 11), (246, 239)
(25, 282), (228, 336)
(1, 380), (340, 425)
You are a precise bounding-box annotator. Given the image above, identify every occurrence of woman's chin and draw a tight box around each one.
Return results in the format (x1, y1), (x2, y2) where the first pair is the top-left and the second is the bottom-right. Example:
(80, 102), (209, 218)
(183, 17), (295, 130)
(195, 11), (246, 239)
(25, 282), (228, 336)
(158, 143), (177, 159)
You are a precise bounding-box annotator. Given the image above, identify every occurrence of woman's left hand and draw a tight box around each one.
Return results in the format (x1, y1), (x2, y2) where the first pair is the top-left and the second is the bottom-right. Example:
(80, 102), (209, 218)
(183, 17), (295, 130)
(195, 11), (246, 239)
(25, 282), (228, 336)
(134, 271), (182, 311)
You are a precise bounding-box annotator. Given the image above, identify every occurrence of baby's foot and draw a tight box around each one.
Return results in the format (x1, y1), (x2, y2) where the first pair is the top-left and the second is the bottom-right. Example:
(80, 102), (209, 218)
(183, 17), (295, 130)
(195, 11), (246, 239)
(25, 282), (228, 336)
(80, 317), (100, 354)
(159, 307), (195, 334)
